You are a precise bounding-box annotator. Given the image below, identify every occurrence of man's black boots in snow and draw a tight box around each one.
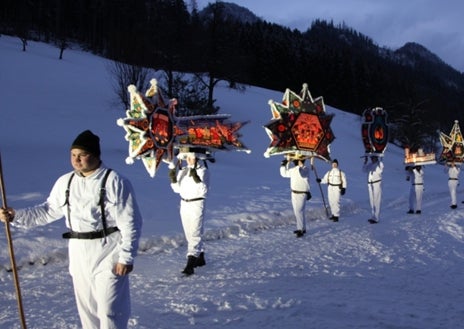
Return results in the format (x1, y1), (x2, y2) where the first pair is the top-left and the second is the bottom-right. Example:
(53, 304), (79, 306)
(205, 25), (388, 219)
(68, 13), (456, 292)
(195, 252), (206, 267)
(182, 256), (197, 276)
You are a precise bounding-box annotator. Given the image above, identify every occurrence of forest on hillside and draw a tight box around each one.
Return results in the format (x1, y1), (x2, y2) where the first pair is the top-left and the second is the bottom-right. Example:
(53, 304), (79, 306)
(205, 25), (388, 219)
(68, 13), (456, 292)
(2, 0), (464, 150)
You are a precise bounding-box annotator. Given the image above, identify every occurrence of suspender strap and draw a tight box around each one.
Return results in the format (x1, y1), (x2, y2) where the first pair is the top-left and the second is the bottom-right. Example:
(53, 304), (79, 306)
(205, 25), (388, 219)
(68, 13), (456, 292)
(328, 169), (344, 187)
(64, 169), (113, 240)
(65, 173), (75, 231)
(99, 169), (113, 240)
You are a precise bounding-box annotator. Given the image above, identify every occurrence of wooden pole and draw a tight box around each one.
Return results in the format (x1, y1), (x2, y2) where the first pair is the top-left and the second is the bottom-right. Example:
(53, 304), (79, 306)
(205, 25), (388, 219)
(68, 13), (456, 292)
(310, 157), (330, 219)
(0, 152), (27, 329)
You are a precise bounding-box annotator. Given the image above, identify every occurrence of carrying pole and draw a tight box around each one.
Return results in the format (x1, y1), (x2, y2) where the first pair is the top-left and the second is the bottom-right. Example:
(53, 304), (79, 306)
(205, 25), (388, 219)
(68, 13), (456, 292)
(310, 157), (330, 219)
(0, 152), (27, 329)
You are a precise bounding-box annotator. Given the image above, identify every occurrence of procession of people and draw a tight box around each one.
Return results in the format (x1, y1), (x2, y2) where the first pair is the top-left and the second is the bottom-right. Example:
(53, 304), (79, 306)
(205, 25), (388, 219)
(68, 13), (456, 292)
(0, 77), (461, 329)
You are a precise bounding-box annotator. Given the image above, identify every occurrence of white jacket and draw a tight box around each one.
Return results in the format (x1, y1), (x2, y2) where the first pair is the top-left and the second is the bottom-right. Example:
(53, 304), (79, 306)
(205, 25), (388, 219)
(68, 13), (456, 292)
(363, 160), (384, 183)
(171, 164), (209, 199)
(13, 165), (143, 265)
(321, 168), (347, 188)
(408, 167), (424, 185)
(446, 165), (460, 179)
(280, 164), (310, 192)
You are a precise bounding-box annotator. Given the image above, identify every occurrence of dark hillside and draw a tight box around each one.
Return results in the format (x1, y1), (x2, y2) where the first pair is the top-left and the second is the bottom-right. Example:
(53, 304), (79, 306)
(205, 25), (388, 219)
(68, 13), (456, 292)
(1, 0), (463, 136)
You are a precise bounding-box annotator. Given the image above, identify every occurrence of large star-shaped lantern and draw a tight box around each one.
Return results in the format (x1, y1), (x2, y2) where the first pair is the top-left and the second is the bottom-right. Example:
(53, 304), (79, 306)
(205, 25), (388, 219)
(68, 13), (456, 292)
(116, 80), (175, 177)
(263, 83), (334, 161)
(361, 107), (389, 156)
(117, 79), (250, 177)
(439, 120), (464, 163)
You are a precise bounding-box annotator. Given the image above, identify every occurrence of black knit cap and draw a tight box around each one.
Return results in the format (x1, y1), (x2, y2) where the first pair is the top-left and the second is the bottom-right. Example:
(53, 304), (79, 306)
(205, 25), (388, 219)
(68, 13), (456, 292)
(71, 130), (101, 156)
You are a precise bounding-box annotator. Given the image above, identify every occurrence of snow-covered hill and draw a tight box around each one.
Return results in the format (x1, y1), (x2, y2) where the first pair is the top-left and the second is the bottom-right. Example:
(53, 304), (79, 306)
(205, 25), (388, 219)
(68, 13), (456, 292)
(0, 35), (463, 329)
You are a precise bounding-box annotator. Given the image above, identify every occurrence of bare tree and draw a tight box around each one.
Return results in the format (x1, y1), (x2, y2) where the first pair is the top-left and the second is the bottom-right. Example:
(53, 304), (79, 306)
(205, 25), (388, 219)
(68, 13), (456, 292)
(107, 61), (153, 110)
(13, 0), (33, 52)
(159, 71), (210, 116)
(192, 73), (220, 115)
(18, 36), (28, 51)
(57, 39), (67, 60)
(55, 0), (68, 60)
(392, 99), (435, 151)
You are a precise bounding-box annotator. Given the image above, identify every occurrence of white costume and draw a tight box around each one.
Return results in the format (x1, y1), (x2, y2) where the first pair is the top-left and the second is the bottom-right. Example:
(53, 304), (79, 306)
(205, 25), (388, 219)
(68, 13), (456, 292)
(280, 161), (310, 233)
(170, 161), (209, 258)
(13, 165), (143, 329)
(320, 168), (347, 218)
(445, 164), (460, 208)
(363, 159), (384, 222)
(407, 167), (424, 213)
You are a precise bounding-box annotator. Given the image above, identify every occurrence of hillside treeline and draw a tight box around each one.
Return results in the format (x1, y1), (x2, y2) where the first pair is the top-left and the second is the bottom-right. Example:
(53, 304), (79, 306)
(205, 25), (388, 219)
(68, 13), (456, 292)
(2, 0), (464, 149)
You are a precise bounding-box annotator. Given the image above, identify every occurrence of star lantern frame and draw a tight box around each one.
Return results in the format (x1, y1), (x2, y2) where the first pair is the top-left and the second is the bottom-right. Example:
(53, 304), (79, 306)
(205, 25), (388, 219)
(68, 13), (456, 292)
(439, 120), (464, 164)
(117, 79), (250, 177)
(361, 107), (389, 156)
(117, 80), (176, 177)
(263, 83), (335, 161)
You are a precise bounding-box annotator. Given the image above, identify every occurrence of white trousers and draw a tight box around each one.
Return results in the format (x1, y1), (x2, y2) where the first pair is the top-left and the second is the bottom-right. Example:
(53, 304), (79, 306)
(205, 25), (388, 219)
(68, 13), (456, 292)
(448, 179), (459, 206)
(327, 185), (341, 217)
(68, 233), (131, 329)
(409, 184), (424, 211)
(367, 182), (382, 221)
(180, 200), (205, 257)
(291, 192), (307, 231)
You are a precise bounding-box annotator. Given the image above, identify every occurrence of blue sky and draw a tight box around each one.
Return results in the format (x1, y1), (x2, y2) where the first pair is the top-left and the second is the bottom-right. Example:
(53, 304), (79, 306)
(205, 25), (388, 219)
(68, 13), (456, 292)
(195, 0), (464, 72)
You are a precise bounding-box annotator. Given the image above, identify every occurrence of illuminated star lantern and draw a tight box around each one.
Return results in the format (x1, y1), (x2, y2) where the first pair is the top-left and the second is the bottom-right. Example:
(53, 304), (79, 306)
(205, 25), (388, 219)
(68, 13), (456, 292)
(117, 79), (175, 177)
(175, 114), (250, 151)
(117, 79), (250, 177)
(439, 120), (464, 163)
(263, 83), (335, 161)
(404, 147), (436, 166)
(361, 107), (389, 156)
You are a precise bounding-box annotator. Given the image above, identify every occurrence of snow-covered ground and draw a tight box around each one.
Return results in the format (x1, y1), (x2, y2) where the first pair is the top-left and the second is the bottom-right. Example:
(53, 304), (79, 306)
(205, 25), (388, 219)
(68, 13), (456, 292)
(0, 35), (463, 329)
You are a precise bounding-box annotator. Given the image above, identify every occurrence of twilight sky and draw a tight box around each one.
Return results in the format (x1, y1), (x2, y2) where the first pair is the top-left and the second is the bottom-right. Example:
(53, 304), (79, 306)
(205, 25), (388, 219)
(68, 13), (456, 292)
(195, 0), (464, 72)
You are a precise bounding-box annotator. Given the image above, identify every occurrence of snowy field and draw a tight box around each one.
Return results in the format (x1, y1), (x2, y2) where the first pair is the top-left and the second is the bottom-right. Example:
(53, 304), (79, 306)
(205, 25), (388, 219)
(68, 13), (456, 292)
(0, 35), (463, 328)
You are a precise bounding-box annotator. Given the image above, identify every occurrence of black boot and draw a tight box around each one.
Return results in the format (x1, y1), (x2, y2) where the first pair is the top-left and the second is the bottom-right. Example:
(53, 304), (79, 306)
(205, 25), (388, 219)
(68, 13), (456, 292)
(294, 230), (305, 238)
(195, 252), (206, 267)
(182, 256), (197, 276)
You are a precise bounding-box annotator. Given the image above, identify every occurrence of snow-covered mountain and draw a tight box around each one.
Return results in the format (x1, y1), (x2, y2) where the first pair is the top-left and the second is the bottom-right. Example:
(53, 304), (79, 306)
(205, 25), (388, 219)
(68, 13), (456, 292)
(0, 35), (463, 329)
(199, 1), (261, 24)
(395, 42), (445, 67)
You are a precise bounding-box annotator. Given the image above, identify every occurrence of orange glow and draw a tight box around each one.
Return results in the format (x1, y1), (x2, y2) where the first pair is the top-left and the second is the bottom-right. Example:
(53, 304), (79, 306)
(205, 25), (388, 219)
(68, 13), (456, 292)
(374, 127), (384, 139)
